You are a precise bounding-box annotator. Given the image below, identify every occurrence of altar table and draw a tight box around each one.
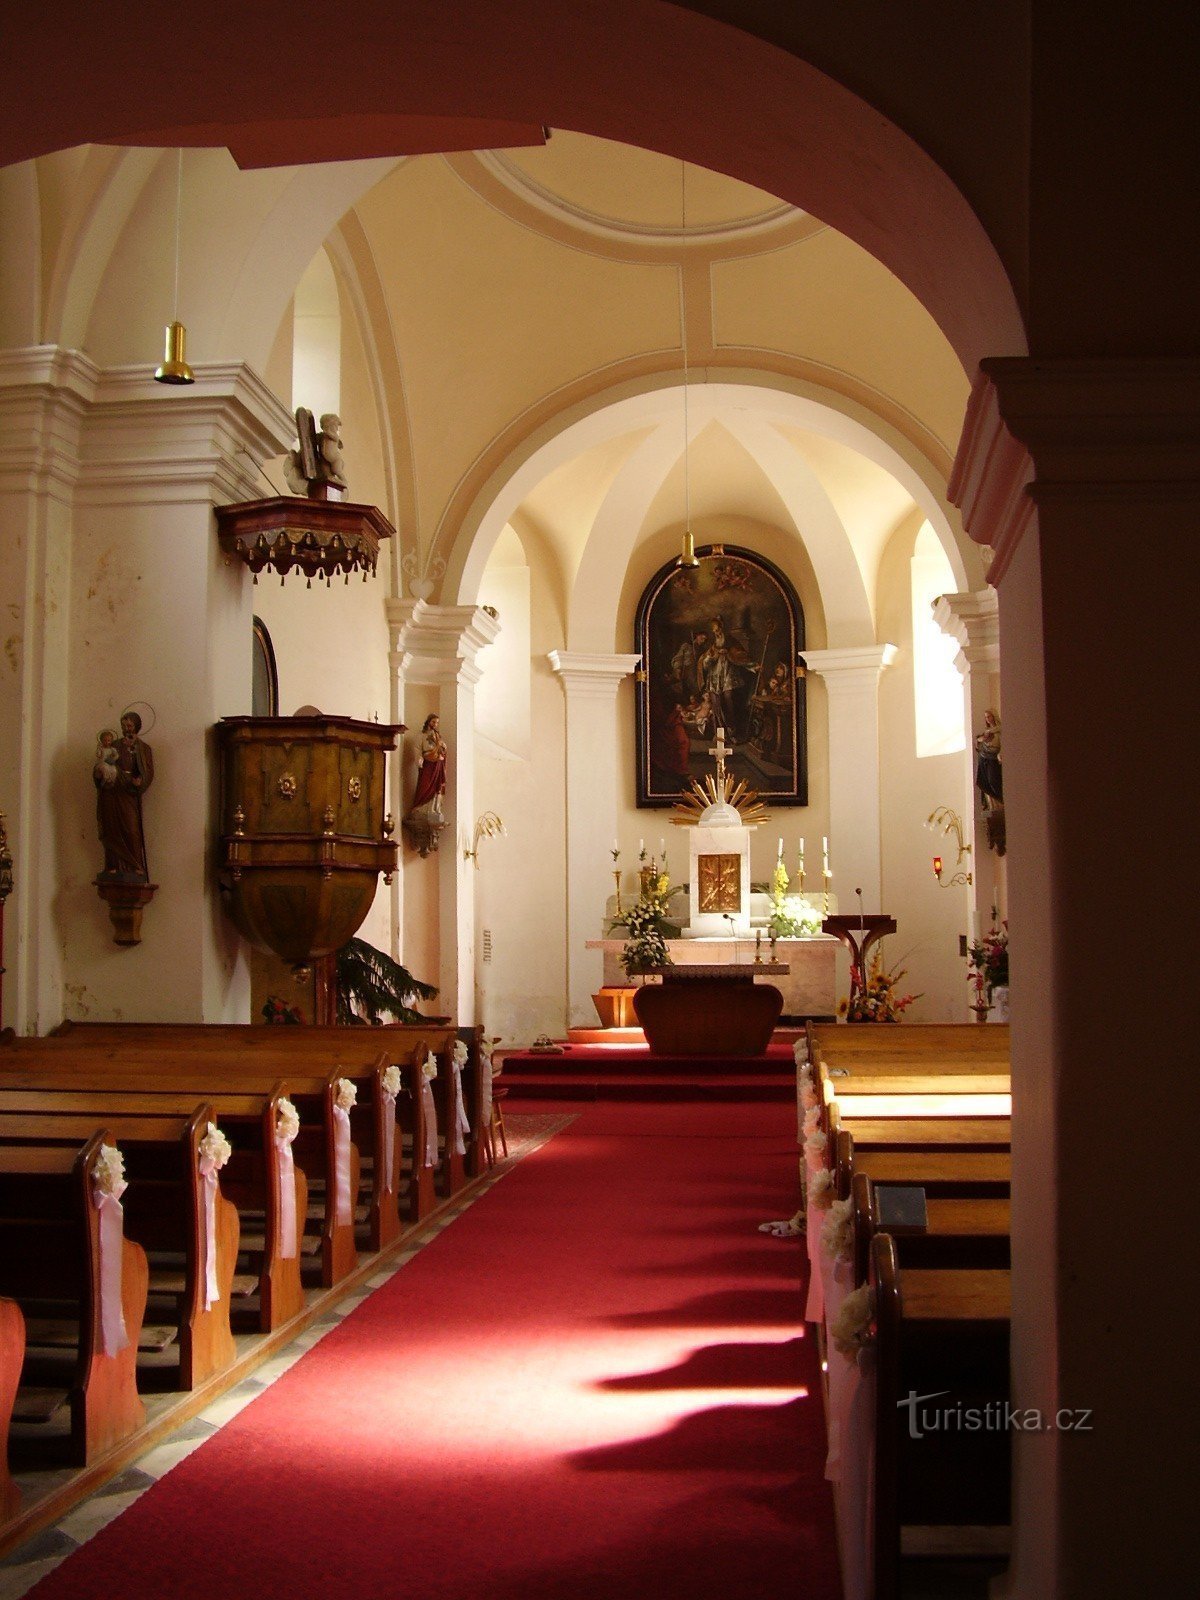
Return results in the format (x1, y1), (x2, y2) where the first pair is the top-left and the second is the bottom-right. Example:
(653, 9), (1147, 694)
(586, 937), (838, 1019)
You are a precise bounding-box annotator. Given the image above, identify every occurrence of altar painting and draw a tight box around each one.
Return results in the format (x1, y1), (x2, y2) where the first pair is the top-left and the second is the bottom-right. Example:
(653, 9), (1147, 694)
(634, 546), (807, 806)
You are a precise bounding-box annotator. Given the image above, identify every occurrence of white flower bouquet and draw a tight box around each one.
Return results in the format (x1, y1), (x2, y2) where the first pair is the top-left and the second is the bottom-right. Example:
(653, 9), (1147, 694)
(276, 1098), (301, 1142)
(807, 1166), (834, 1210)
(335, 1077), (357, 1111)
(421, 1053), (438, 1082)
(821, 1195), (854, 1261)
(452, 1039), (468, 1067)
(93, 1142), (126, 1197)
(381, 1064), (401, 1098)
(830, 1283), (875, 1359)
(200, 1123), (233, 1169)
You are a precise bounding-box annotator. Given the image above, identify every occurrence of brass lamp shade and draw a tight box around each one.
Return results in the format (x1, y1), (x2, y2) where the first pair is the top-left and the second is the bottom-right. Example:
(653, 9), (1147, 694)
(154, 320), (195, 385)
(677, 528), (699, 568)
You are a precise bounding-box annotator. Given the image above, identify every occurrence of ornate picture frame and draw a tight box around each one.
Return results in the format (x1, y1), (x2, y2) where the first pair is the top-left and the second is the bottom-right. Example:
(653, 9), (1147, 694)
(634, 544), (807, 807)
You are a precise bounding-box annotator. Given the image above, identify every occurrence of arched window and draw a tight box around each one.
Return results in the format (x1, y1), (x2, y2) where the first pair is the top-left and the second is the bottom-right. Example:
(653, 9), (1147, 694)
(252, 616), (279, 717)
(910, 522), (965, 758)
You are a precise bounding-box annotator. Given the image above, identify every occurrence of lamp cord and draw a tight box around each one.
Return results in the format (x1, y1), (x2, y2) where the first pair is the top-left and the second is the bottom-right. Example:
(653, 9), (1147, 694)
(680, 159), (690, 539)
(173, 149), (183, 322)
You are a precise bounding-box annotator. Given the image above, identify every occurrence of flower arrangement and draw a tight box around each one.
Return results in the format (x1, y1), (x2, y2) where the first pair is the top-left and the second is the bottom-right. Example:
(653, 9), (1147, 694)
(830, 1283), (875, 1359)
(800, 1079), (819, 1110)
(609, 870), (675, 978)
(767, 861), (823, 939)
(821, 1195), (854, 1261)
(93, 1142), (126, 1198)
(839, 947), (921, 1023)
(200, 1123), (232, 1169)
(276, 1098), (300, 1142)
(804, 1127), (827, 1167)
(807, 1166), (834, 1210)
(803, 1103), (823, 1137)
(793, 1037), (810, 1068)
(334, 1077), (357, 1112)
(421, 1053), (438, 1082)
(452, 1039), (469, 1068)
(968, 914), (1009, 1000)
(381, 1064), (401, 1099)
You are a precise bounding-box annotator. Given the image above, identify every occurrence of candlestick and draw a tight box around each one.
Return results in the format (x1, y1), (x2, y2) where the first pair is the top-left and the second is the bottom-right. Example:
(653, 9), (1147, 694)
(755, 929), (762, 964)
(612, 867), (623, 917)
(797, 837), (805, 893)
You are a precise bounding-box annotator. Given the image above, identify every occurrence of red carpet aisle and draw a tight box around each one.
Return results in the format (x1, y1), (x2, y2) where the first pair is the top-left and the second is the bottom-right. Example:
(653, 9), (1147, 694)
(28, 1102), (840, 1600)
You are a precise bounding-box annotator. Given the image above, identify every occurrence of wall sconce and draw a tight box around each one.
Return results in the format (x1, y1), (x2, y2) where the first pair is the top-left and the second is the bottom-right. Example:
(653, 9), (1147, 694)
(464, 811), (506, 868)
(926, 805), (973, 887)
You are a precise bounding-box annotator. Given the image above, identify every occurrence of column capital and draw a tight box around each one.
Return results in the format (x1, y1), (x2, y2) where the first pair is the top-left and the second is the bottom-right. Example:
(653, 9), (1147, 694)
(950, 355), (1200, 584)
(803, 643), (897, 689)
(932, 588), (999, 674)
(387, 599), (501, 688)
(547, 650), (642, 698)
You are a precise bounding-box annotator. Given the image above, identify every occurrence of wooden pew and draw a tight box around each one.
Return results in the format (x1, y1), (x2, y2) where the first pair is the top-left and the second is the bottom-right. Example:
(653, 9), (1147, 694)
(0, 1298), (22, 1518)
(18, 1019), (488, 1221)
(870, 1232), (1010, 1600)
(0, 1132), (147, 1463)
(0, 1108), (237, 1391)
(835, 1128), (1011, 1200)
(0, 1056), (362, 1287)
(0, 1086), (306, 1332)
(829, 1102), (1011, 1151)
(852, 1173), (1010, 1277)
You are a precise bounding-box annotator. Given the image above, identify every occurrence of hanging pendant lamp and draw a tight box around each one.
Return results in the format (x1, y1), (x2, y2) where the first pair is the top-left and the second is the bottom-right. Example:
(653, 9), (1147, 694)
(155, 150), (195, 385)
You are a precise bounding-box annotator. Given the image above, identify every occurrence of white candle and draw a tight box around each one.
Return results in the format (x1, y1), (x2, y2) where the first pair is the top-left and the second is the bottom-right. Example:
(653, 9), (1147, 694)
(613, 838), (618, 852)
(639, 838), (644, 854)
(659, 838), (666, 858)
(777, 837), (784, 861)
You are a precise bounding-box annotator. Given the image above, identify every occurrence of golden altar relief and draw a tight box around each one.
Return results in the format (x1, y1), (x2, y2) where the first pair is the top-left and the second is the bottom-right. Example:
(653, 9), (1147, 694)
(697, 853), (742, 913)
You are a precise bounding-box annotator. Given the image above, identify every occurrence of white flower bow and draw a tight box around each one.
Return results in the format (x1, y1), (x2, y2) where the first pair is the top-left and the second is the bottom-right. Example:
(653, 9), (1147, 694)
(93, 1142), (126, 1198)
(381, 1064), (401, 1098)
(200, 1122), (233, 1169)
(335, 1077), (357, 1112)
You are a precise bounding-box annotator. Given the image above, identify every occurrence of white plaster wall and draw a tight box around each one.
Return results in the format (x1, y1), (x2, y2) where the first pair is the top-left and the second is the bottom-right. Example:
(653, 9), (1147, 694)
(877, 517), (972, 1019)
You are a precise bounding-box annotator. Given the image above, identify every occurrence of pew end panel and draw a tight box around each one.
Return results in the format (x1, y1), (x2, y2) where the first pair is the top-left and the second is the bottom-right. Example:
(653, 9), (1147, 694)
(0, 1298), (25, 1520)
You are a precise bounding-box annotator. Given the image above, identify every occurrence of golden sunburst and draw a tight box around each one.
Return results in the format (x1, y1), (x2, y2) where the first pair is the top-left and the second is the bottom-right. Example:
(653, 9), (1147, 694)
(670, 773), (770, 828)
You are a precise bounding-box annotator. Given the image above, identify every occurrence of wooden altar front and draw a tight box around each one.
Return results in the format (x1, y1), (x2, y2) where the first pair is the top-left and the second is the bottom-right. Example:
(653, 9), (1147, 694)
(586, 936), (838, 1019)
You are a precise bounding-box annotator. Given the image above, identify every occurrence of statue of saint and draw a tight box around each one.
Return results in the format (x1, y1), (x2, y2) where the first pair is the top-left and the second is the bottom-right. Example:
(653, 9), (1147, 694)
(409, 714), (447, 822)
(95, 711), (154, 880)
(974, 709), (1003, 810)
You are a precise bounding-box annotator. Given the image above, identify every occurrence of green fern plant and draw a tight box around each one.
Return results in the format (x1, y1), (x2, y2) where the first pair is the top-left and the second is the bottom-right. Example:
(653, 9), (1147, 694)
(335, 937), (438, 1025)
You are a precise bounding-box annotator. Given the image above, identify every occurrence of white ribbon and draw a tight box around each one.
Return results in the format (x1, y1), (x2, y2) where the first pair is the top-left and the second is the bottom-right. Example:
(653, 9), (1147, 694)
(332, 1103), (353, 1226)
(420, 1079), (438, 1168)
(480, 1052), (493, 1126)
(381, 1089), (397, 1192)
(451, 1059), (470, 1156)
(92, 1180), (130, 1357)
(198, 1156), (221, 1309)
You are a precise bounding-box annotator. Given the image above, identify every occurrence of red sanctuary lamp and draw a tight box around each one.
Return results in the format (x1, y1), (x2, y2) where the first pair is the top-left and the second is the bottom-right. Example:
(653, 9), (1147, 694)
(932, 855), (942, 878)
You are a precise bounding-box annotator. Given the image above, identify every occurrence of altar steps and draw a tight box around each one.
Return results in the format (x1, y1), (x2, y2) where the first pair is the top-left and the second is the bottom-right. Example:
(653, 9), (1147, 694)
(499, 1039), (797, 1102)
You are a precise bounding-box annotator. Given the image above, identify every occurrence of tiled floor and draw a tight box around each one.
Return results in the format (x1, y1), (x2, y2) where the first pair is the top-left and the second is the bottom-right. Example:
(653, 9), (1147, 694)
(0, 1112), (575, 1600)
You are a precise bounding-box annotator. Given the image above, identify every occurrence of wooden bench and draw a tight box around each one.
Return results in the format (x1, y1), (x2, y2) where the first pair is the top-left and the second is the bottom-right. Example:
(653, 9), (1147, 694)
(837, 1130), (1011, 1199)
(0, 1085), (306, 1332)
(23, 1019), (489, 1217)
(829, 1102), (1012, 1150)
(0, 1132), (147, 1464)
(0, 1058), (360, 1290)
(852, 1173), (1010, 1276)
(870, 1232), (1011, 1600)
(0, 1108), (237, 1391)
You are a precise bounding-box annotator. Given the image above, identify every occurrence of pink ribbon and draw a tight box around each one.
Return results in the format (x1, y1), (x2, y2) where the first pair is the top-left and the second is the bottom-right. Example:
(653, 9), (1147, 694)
(198, 1158), (220, 1309)
(420, 1079), (438, 1168)
(274, 1132), (298, 1259)
(451, 1061), (470, 1156)
(92, 1184), (130, 1356)
(823, 1254), (855, 1479)
(332, 1104), (353, 1226)
(835, 1349), (876, 1600)
(804, 1195), (826, 1321)
(381, 1090), (397, 1193)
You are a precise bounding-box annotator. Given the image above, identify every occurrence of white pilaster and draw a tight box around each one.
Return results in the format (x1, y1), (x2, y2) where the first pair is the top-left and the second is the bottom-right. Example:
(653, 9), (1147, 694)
(0, 348), (293, 1029)
(803, 644), (897, 909)
(389, 599), (501, 1025)
(548, 650), (642, 1028)
(933, 588), (1002, 928)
